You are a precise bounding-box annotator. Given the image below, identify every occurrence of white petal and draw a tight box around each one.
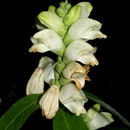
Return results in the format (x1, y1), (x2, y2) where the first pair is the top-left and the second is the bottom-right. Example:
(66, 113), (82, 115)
(26, 57), (55, 95)
(77, 2), (93, 18)
(59, 83), (88, 116)
(38, 56), (55, 84)
(29, 43), (50, 53)
(38, 56), (54, 68)
(26, 68), (44, 95)
(65, 40), (98, 66)
(68, 18), (106, 41)
(39, 85), (59, 119)
(29, 29), (63, 53)
(89, 112), (114, 130)
(81, 30), (107, 41)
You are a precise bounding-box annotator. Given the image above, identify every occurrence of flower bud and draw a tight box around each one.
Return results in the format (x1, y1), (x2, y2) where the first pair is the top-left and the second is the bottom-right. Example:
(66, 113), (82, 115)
(63, 33), (73, 46)
(65, 3), (71, 11)
(60, 2), (65, 8)
(56, 7), (66, 18)
(59, 77), (70, 86)
(56, 61), (65, 74)
(64, 5), (82, 26)
(77, 2), (93, 18)
(38, 11), (67, 36)
(48, 5), (56, 13)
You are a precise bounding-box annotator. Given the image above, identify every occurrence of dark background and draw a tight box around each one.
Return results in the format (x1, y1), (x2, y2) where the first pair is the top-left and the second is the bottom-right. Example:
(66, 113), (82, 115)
(0, 0), (130, 129)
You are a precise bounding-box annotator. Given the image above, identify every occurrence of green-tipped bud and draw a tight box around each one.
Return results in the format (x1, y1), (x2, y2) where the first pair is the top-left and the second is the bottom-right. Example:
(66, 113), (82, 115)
(60, 2), (65, 8)
(55, 71), (60, 80)
(38, 11), (67, 36)
(63, 5), (82, 26)
(59, 77), (70, 86)
(50, 79), (56, 86)
(65, 3), (71, 11)
(48, 5), (56, 13)
(56, 7), (66, 18)
(63, 32), (73, 46)
(56, 61), (65, 74)
(55, 80), (61, 88)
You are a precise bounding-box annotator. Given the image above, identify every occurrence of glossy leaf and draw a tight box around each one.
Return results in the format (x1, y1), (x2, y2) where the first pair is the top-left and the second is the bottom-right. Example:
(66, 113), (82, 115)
(0, 94), (40, 130)
(84, 91), (130, 128)
(53, 108), (89, 130)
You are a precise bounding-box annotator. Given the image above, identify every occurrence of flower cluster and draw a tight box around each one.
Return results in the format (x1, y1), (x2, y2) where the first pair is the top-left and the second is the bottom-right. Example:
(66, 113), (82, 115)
(26, 0), (113, 129)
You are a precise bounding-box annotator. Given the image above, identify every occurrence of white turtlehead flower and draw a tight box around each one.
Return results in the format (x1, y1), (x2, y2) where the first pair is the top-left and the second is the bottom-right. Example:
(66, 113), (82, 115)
(83, 104), (114, 130)
(63, 62), (90, 90)
(65, 40), (99, 66)
(59, 83), (88, 116)
(39, 85), (59, 119)
(89, 112), (114, 130)
(26, 57), (55, 95)
(77, 2), (93, 18)
(68, 18), (107, 41)
(29, 29), (64, 55)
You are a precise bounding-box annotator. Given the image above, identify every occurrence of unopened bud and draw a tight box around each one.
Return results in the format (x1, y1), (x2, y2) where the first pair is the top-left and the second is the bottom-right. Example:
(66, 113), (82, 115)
(60, 2), (65, 8)
(48, 5), (56, 13)
(65, 3), (71, 11)
(56, 7), (66, 18)
(64, 5), (82, 26)
(38, 11), (67, 36)
(56, 61), (65, 74)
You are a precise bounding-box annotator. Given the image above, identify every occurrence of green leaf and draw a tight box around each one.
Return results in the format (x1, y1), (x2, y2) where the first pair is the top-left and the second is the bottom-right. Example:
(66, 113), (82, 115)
(0, 94), (40, 130)
(84, 91), (130, 128)
(53, 108), (89, 130)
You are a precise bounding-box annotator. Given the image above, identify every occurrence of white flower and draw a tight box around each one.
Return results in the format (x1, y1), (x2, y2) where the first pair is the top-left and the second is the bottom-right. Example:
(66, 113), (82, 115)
(26, 57), (55, 95)
(68, 18), (107, 41)
(63, 62), (90, 90)
(29, 29), (64, 56)
(89, 112), (114, 130)
(65, 40), (99, 66)
(77, 2), (93, 18)
(39, 85), (59, 119)
(83, 104), (114, 130)
(59, 83), (88, 116)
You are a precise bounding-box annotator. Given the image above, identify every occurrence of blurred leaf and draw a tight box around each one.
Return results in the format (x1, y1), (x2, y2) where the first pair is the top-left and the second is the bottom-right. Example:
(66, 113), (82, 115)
(53, 107), (89, 130)
(0, 94), (40, 130)
(84, 91), (130, 128)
